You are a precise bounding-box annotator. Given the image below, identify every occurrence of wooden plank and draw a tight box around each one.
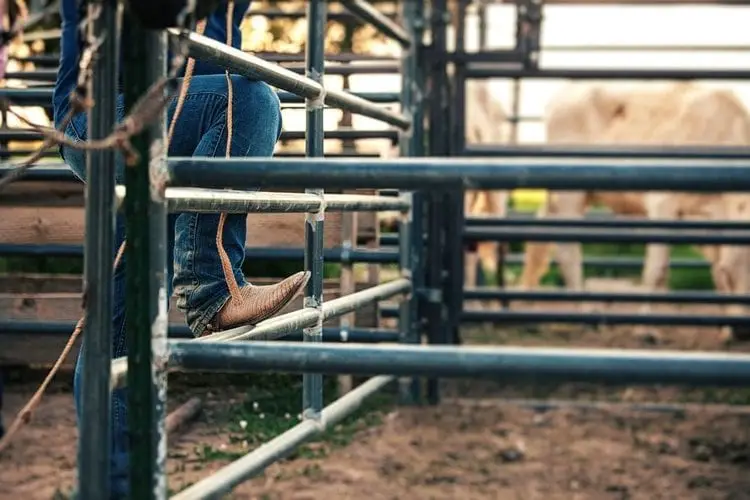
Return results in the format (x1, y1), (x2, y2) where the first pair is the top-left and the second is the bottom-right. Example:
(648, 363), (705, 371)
(0, 183), (384, 248)
(0, 181), (84, 207)
(0, 205), (345, 248)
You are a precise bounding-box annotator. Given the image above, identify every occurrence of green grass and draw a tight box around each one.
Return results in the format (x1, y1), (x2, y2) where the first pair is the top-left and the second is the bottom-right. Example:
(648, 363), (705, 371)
(181, 373), (393, 465)
(500, 241), (713, 291)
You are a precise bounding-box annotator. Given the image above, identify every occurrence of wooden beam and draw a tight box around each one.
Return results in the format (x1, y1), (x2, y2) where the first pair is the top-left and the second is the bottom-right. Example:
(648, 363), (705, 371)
(0, 182), (377, 248)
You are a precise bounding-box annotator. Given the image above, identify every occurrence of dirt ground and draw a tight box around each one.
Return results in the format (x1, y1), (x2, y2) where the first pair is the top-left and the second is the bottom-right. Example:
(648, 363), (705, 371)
(2, 298), (750, 499)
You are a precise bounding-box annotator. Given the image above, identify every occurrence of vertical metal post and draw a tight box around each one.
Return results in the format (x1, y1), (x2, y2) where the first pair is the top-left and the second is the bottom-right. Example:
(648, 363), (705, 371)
(78, 0), (118, 497)
(398, 0), (425, 405)
(303, 0), (326, 420)
(123, 12), (169, 500)
(446, 0), (468, 346)
(478, 0), (487, 49)
(425, 0), (450, 405)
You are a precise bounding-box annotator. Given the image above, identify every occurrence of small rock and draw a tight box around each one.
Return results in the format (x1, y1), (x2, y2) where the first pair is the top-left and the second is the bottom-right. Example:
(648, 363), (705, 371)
(497, 446), (525, 463)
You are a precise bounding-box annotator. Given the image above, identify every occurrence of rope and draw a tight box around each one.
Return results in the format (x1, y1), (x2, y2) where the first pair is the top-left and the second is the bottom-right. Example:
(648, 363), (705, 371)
(0, 3), (239, 453)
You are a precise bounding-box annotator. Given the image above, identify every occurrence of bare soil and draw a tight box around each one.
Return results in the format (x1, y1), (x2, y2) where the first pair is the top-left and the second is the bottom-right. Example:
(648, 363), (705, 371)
(3, 297), (750, 499)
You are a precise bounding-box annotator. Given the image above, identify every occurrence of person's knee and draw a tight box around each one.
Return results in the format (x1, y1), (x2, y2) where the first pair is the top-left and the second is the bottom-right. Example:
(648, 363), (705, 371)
(230, 77), (282, 148)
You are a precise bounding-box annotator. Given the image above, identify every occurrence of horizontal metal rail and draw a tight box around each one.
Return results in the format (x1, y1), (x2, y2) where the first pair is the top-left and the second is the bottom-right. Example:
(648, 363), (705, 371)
(165, 157), (750, 192)
(5, 64), (402, 81)
(0, 165), (74, 181)
(463, 144), (750, 159)
(466, 65), (750, 81)
(283, 62), (399, 76)
(340, 0), (412, 48)
(246, 7), (397, 21)
(0, 88), (400, 106)
(14, 51), (400, 66)
(0, 128), (399, 143)
(465, 216), (750, 231)
(503, 254), (711, 270)
(167, 29), (411, 130)
(165, 340), (750, 387)
(111, 279), (411, 389)
(463, 288), (750, 305)
(3, 69), (58, 81)
(277, 91), (399, 104)
(379, 307), (750, 327)
(0, 244), (400, 263)
(170, 375), (394, 500)
(0, 241), (722, 270)
(541, 44), (750, 53)
(445, 397), (750, 416)
(279, 129), (398, 141)
(464, 226), (750, 245)
(0, 320), (399, 343)
(114, 186), (410, 213)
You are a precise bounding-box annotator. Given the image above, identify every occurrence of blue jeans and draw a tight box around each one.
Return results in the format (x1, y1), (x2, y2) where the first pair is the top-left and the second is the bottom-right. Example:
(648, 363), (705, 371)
(58, 74), (282, 498)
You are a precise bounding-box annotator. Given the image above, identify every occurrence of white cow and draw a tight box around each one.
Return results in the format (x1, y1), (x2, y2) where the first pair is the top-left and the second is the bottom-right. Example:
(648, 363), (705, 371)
(519, 81), (750, 343)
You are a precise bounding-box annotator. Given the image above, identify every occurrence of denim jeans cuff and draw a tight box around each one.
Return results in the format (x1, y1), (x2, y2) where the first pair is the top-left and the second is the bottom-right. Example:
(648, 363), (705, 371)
(188, 293), (232, 337)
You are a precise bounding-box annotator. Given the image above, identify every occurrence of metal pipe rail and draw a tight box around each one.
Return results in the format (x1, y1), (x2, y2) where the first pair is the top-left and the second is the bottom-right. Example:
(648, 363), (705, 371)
(246, 7), (398, 21)
(463, 226), (750, 245)
(166, 28), (411, 130)
(113, 186), (411, 213)
(380, 306), (750, 327)
(465, 216), (750, 231)
(463, 288), (750, 305)
(0, 240), (722, 271)
(0, 243), (400, 263)
(340, 0), (412, 48)
(0, 88), (401, 106)
(277, 91), (398, 103)
(0, 319), (400, 343)
(463, 144), (750, 159)
(503, 254), (711, 270)
(164, 341), (750, 387)
(0, 128), (400, 143)
(5, 64), (402, 81)
(466, 65), (750, 80)
(165, 157), (750, 192)
(110, 278), (411, 389)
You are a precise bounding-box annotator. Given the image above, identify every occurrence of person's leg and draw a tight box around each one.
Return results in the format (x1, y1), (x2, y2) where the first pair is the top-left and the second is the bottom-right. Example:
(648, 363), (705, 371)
(61, 94), (178, 498)
(168, 74), (309, 337)
(60, 74), (307, 497)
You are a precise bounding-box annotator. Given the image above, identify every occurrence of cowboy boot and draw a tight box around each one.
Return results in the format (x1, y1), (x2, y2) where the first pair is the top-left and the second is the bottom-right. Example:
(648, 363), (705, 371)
(205, 270), (311, 334)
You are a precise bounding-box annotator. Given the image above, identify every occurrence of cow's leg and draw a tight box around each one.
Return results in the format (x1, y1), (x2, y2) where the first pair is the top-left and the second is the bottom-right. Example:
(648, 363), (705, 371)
(635, 193), (676, 343)
(464, 190), (484, 310)
(476, 190), (509, 310)
(548, 192), (589, 310)
(713, 244), (750, 344)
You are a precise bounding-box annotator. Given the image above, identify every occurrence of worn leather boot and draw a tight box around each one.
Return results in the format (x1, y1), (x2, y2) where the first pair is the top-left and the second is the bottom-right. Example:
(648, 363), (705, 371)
(203, 270), (310, 335)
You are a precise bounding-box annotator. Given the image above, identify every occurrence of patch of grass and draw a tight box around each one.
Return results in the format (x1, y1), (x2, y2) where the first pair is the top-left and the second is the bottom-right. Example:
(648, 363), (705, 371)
(189, 374), (392, 465)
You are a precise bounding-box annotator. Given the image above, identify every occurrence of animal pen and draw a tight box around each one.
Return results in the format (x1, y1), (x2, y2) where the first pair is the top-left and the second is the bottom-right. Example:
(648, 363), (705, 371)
(3, 0), (750, 498)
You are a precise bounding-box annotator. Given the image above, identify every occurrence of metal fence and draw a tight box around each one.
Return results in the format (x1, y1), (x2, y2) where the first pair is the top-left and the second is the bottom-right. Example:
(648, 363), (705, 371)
(6, 1), (750, 498)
